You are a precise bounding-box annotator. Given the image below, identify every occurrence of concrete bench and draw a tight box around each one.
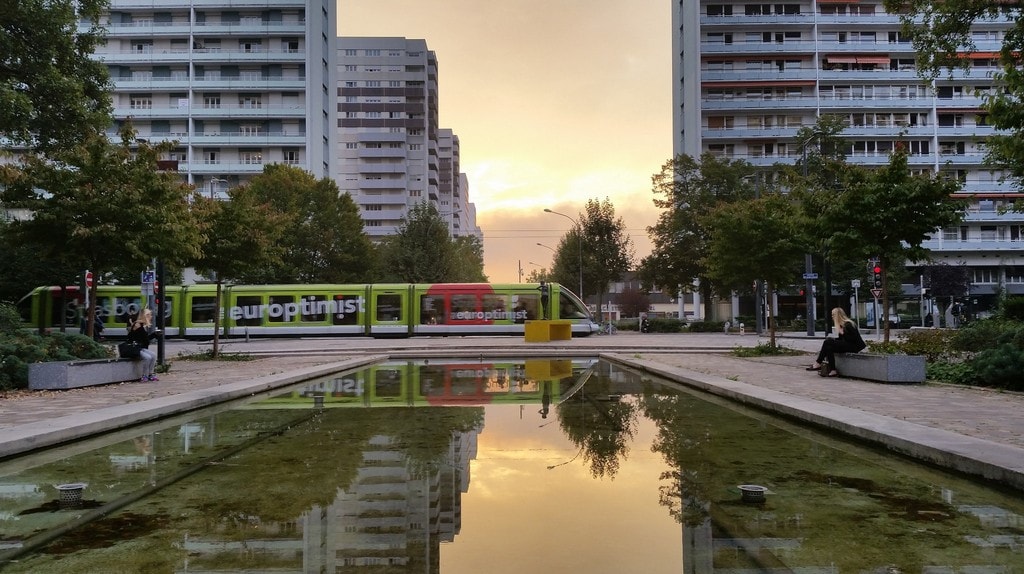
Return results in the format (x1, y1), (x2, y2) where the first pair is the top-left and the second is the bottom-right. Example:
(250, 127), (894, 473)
(834, 353), (926, 384)
(28, 358), (146, 391)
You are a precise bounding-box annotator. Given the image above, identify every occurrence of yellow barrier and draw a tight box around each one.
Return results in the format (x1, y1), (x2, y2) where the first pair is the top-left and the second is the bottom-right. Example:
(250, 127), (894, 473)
(524, 320), (573, 342)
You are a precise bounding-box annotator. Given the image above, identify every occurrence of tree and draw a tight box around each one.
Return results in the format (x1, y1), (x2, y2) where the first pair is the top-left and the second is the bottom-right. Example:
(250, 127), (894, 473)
(449, 235), (488, 282)
(704, 192), (809, 347)
(885, 0), (1024, 189)
(1, 0), (111, 153)
(576, 198), (633, 320)
(824, 148), (966, 341)
(525, 267), (551, 283)
(235, 165), (375, 284)
(378, 203), (454, 282)
(0, 127), (205, 337)
(639, 154), (757, 320)
(191, 189), (286, 356)
(616, 285), (651, 319)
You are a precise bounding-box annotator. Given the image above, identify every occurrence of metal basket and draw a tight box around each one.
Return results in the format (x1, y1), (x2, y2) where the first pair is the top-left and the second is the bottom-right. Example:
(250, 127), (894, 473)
(56, 483), (87, 506)
(738, 484), (767, 503)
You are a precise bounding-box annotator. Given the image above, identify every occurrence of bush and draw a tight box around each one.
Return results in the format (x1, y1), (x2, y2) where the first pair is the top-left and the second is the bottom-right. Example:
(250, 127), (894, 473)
(926, 361), (975, 385)
(967, 344), (1024, 391)
(892, 328), (959, 362)
(951, 319), (1020, 354)
(0, 303), (21, 334)
(1001, 296), (1024, 321)
(732, 343), (801, 357)
(687, 321), (726, 332)
(646, 318), (686, 333)
(0, 330), (111, 391)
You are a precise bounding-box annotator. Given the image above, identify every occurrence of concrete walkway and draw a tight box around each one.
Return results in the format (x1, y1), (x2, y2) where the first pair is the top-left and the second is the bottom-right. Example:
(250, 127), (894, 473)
(2, 332), (1023, 490)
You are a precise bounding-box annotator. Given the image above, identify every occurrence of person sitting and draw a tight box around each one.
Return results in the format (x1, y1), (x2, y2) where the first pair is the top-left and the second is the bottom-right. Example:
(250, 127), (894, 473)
(126, 308), (162, 382)
(807, 307), (866, 377)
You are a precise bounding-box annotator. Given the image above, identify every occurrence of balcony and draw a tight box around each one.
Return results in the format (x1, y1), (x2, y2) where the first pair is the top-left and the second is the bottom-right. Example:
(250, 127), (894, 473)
(109, 0), (306, 8)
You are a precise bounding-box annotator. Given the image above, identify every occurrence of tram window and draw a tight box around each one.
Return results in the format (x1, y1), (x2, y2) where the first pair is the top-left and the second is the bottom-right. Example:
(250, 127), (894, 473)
(482, 294), (509, 321)
(512, 294), (539, 323)
(376, 294), (402, 322)
(420, 294), (445, 324)
(269, 295), (295, 323)
(451, 294), (478, 320)
(332, 294), (360, 325)
(235, 295), (262, 326)
(191, 296), (216, 324)
(301, 295), (327, 322)
(559, 292), (587, 319)
(373, 368), (402, 398)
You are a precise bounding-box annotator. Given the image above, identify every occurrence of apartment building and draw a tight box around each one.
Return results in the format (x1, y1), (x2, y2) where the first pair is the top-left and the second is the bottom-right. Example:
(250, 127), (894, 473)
(336, 37), (480, 239)
(90, 0), (337, 198)
(673, 0), (1024, 315)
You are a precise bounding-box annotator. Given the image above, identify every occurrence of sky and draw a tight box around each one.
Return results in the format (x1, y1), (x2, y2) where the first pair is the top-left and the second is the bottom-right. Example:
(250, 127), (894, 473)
(339, 0), (672, 283)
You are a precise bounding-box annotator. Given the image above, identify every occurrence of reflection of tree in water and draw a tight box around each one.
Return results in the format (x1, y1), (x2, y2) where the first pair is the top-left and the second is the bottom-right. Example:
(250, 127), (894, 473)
(637, 392), (713, 527)
(555, 372), (638, 479)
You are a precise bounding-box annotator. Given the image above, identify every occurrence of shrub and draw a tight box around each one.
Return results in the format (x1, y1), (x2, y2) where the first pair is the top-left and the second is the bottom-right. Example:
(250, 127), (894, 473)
(732, 343), (801, 357)
(687, 320), (726, 332)
(0, 303), (21, 334)
(0, 330), (111, 391)
(926, 361), (975, 385)
(866, 341), (902, 355)
(892, 328), (960, 362)
(968, 344), (1024, 391)
(1001, 296), (1024, 321)
(951, 319), (1019, 354)
(647, 318), (686, 333)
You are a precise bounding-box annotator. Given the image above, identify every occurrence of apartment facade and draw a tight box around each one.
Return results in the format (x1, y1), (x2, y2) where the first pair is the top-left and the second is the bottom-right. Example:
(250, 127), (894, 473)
(90, 0), (337, 198)
(336, 37), (479, 239)
(673, 0), (1024, 316)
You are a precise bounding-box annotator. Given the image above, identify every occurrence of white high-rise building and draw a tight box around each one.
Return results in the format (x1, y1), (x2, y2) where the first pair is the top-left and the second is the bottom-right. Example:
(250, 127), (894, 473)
(90, 0), (337, 198)
(336, 37), (480, 239)
(673, 0), (1024, 316)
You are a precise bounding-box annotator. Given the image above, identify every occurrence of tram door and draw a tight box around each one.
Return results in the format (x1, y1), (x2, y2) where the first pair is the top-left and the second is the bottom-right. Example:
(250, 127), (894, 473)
(369, 288), (408, 337)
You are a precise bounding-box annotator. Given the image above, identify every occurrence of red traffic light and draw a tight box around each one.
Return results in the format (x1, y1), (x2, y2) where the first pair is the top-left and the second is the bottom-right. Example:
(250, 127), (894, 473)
(873, 265), (882, 274)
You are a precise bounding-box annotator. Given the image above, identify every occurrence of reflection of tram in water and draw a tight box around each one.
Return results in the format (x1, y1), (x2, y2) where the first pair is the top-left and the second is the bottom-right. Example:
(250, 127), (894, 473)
(254, 359), (597, 408)
(18, 282), (598, 338)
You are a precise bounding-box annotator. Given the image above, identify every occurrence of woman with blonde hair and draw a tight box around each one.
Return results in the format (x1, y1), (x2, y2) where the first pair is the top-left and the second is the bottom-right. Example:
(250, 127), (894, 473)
(807, 307), (866, 377)
(126, 308), (161, 381)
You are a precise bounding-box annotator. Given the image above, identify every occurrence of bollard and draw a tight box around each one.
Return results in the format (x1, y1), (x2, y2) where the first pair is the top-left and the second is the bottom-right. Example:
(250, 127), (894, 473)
(723, 321), (731, 335)
(739, 323), (745, 335)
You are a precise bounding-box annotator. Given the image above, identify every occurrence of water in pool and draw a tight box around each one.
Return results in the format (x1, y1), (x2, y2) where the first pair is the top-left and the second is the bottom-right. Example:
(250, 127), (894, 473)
(1, 358), (1023, 573)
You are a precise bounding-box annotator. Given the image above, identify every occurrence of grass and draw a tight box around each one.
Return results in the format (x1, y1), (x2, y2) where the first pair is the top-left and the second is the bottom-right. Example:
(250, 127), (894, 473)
(175, 350), (255, 362)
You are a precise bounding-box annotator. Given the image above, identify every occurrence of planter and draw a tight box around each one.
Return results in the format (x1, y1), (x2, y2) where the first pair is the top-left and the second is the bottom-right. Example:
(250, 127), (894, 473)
(834, 353), (926, 383)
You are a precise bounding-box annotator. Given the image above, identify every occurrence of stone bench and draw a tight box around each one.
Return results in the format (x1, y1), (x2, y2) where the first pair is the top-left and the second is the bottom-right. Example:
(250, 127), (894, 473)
(28, 358), (146, 391)
(834, 353), (926, 384)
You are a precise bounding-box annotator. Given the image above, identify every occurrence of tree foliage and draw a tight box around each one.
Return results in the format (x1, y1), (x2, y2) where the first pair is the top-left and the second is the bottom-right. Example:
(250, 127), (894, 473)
(234, 165), (375, 284)
(886, 0), (1024, 188)
(191, 188), (287, 356)
(823, 149), (965, 340)
(562, 198), (634, 315)
(1, 0), (112, 153)
(639, 154), (757, 318)
(0, 127), (205, 335)
(704, 192), (809, 346)
(448, 235), (488, 282)
(378, 203), (473, 283)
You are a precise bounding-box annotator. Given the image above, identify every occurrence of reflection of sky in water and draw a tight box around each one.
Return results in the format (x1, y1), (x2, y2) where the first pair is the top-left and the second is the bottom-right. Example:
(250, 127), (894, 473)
(442, 403), (681, 574)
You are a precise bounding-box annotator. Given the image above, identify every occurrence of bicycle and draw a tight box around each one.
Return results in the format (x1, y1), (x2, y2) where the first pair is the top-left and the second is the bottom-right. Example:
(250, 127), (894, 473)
(597, 321), (617, 335)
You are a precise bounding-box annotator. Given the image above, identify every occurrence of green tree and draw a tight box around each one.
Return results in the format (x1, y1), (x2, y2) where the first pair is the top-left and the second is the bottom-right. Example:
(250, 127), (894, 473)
(549, 226), (584, 296)
(1, 0), (111, 153)
(825, 149), (965, 341)
(525, 267), (551, 283)
(639, 154), (757, 320)
(448, 235), (488, 282)
(704, 192), (809, 347)
(378, 203), (454, 282)
(885, 0), (1024, 188)
(563, 199), (633, 319)
(0, 127), (205, 337)
(236, 165), (375, 284)
(191, 189), (286, 356)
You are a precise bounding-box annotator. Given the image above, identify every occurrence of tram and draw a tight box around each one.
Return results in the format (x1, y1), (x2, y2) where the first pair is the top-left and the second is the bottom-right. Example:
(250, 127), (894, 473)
(18, 282), (598, 338)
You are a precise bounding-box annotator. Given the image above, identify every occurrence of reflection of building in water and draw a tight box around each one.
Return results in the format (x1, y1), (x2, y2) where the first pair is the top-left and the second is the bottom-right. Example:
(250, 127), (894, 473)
(180, 427), (479, 572)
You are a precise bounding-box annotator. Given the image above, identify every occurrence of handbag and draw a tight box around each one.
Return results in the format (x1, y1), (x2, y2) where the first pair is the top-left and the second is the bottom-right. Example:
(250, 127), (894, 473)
(118, 340), (141, 359)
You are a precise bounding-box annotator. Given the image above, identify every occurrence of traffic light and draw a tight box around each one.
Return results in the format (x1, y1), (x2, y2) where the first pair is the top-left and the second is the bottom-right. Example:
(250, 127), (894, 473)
(872, 265), (882, 288)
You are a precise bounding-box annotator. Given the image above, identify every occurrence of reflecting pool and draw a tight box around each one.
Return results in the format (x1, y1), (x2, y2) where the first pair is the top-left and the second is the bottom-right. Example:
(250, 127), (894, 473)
(1, 358), (1023, 573)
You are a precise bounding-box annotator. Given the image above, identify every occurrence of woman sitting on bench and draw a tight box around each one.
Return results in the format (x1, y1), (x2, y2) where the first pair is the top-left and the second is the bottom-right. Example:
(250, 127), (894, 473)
(807, 307), (866, 377)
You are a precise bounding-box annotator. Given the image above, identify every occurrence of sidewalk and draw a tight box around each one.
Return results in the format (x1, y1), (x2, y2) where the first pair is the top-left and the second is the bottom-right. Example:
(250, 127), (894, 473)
(2, 333), (1023, 489)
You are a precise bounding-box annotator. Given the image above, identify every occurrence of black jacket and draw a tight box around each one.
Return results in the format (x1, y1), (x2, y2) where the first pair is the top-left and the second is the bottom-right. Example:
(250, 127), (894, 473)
(126, 324), (157, 349)
(838, 320), (866, 352)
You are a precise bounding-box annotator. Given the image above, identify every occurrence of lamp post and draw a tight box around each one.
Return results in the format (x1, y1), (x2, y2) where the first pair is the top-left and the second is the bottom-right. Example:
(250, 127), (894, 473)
(543, 209), (584, 298)
(209, 177), (228, 199)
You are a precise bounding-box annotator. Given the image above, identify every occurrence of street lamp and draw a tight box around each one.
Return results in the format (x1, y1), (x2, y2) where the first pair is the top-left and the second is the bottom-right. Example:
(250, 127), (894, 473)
(536, 242), (555, 252)
(209, 177), (228, 199)
(543, 209), (584, 298)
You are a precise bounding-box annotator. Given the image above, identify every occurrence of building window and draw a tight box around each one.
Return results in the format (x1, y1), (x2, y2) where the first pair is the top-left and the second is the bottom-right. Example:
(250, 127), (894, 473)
(204, 150), (219, 164)
(129, 94), (152, 109)
(240, 124), (260, 136)
(239, 96), (262, 109)
(240, 40), (262, 53)
(240, 151), (263, 165)
(283, 150), (300, 164)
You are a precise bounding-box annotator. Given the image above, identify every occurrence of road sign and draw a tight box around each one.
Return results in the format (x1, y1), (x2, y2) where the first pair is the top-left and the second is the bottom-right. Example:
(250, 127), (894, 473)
(870, 288), (883, 299)
(802, 273), (818, 280)
(851, 279), (861, 288)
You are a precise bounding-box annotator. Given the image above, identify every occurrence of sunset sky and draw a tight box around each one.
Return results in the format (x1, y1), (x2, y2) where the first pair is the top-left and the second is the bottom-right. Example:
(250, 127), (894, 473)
(339, 0), (673, 284)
